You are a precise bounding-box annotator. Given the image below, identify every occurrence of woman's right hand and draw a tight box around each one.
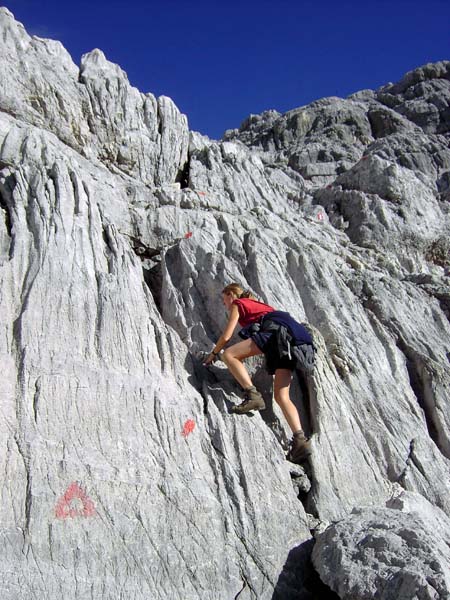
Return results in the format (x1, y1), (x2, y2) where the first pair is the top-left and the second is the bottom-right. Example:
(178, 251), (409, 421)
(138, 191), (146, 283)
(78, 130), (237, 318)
(203, 352), (217, 366)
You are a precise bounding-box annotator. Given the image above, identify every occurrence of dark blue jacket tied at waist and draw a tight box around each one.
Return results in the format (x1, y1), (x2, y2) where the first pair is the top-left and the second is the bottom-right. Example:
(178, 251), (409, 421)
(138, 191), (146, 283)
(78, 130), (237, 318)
(239, 311), (316, 373)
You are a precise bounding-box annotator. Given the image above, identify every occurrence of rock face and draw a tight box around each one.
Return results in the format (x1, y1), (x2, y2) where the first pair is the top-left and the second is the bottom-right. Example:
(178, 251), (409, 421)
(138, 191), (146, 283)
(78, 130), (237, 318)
(0, 7), (449, 599)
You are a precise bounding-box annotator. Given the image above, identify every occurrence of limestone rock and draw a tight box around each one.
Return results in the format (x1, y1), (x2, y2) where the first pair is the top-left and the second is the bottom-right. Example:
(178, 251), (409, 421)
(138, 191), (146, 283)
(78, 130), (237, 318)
(1, 8), (450, 600)
(315, 153), (447, 251)
(312, 490), (450, 599)
(0, 108), (312, 600)
(367, 130), (450, 186)
(225, 97), (374, 187)
(377, 61), (450, 136)
(0, 7), (189, 186)
(79, 49), (189, 185)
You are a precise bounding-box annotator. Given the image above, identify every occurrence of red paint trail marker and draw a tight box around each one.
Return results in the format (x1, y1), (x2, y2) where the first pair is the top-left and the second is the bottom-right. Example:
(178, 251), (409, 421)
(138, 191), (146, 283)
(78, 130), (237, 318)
(317, 212), (324, 221)
(184, 232), (193, 239)
(181, 419), (196, 438)
(197, 191), (206, 196)
(55, 482), (96, 519)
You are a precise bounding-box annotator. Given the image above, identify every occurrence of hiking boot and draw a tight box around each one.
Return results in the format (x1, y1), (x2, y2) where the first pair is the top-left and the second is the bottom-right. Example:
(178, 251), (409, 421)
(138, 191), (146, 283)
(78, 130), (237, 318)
(232, 386), (266, 414)
(287, 431), (311, 464)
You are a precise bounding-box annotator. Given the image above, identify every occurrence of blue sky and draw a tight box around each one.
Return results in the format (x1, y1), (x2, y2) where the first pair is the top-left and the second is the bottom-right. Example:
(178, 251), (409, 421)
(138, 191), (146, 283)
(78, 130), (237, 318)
(5, 0), (450, 139)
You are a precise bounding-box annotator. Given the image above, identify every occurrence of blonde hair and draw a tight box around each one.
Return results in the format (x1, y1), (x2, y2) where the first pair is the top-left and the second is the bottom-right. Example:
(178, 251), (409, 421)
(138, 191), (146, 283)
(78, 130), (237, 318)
(222, 283), (255, 299)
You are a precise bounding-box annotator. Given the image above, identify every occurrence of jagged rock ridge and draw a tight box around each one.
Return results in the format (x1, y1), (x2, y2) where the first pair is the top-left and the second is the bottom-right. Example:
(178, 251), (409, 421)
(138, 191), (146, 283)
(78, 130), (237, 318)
(0, 7), (449, 599)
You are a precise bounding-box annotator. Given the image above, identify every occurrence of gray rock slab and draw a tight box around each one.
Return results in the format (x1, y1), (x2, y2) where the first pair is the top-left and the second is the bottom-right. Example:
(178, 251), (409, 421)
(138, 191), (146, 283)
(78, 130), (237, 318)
(315, 153), (449, 252)
(312, 490), (450, 599)
(377, 61), (450, 135)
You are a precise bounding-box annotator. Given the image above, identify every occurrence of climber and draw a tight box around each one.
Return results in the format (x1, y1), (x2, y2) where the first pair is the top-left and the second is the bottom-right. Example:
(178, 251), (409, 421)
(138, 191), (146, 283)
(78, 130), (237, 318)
(204, 283), (315, 464)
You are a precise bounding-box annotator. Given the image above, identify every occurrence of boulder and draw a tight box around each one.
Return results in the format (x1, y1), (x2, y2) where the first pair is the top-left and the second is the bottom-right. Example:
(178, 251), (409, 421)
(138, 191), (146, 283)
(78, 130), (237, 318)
(313, 490), (450, 599)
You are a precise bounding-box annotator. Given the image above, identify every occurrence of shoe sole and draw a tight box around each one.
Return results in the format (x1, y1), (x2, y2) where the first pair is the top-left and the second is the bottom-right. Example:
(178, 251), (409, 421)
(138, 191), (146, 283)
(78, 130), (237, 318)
(232, 404), (266, 414)
(287, 448), (311, 464)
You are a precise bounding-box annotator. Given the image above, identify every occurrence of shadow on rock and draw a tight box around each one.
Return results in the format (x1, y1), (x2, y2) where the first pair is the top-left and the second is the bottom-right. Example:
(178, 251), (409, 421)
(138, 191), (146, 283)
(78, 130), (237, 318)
(187, 352), (278, 417)
(272, 540), (339, 600)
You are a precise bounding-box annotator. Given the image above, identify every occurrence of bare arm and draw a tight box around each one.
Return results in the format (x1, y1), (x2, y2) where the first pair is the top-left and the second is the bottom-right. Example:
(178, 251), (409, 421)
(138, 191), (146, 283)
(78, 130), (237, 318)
(204, 304), (239, 364)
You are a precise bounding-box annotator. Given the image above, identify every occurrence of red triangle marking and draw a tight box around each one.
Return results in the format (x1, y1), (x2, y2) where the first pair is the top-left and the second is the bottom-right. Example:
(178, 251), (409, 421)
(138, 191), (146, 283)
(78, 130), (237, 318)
(55, 482), (96, 519)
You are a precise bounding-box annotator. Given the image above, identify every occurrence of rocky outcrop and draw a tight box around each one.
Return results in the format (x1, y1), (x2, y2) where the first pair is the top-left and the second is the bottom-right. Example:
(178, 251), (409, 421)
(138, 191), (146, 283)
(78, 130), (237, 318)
(376, 61), (450, 136)
(0, 7), (449, 599)
(225, 60), (450, 191)
(312, 490), (450, 599)
(0, 8), (189, 186)
(224, 97), (374, 186)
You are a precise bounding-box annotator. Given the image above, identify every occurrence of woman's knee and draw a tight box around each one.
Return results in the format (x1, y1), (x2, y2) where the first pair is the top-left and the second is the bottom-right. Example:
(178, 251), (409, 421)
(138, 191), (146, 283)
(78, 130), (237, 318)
(222, 348), (234, 364)
(274, 390), (295, 411)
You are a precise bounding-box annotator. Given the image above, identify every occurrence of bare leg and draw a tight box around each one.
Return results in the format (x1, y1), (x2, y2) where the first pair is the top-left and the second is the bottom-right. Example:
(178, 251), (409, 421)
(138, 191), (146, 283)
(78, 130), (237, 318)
(222, 339), (263, 389)
(273, 369), (303, 433)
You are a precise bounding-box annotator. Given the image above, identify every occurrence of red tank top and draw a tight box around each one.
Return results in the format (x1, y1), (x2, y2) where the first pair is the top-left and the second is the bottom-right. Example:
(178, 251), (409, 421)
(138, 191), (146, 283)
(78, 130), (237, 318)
(233, 298), (275, 327)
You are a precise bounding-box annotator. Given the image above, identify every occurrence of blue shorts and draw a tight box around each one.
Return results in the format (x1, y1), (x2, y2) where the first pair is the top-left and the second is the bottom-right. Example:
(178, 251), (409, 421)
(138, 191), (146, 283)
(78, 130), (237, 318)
(251, 331), (297, 375)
